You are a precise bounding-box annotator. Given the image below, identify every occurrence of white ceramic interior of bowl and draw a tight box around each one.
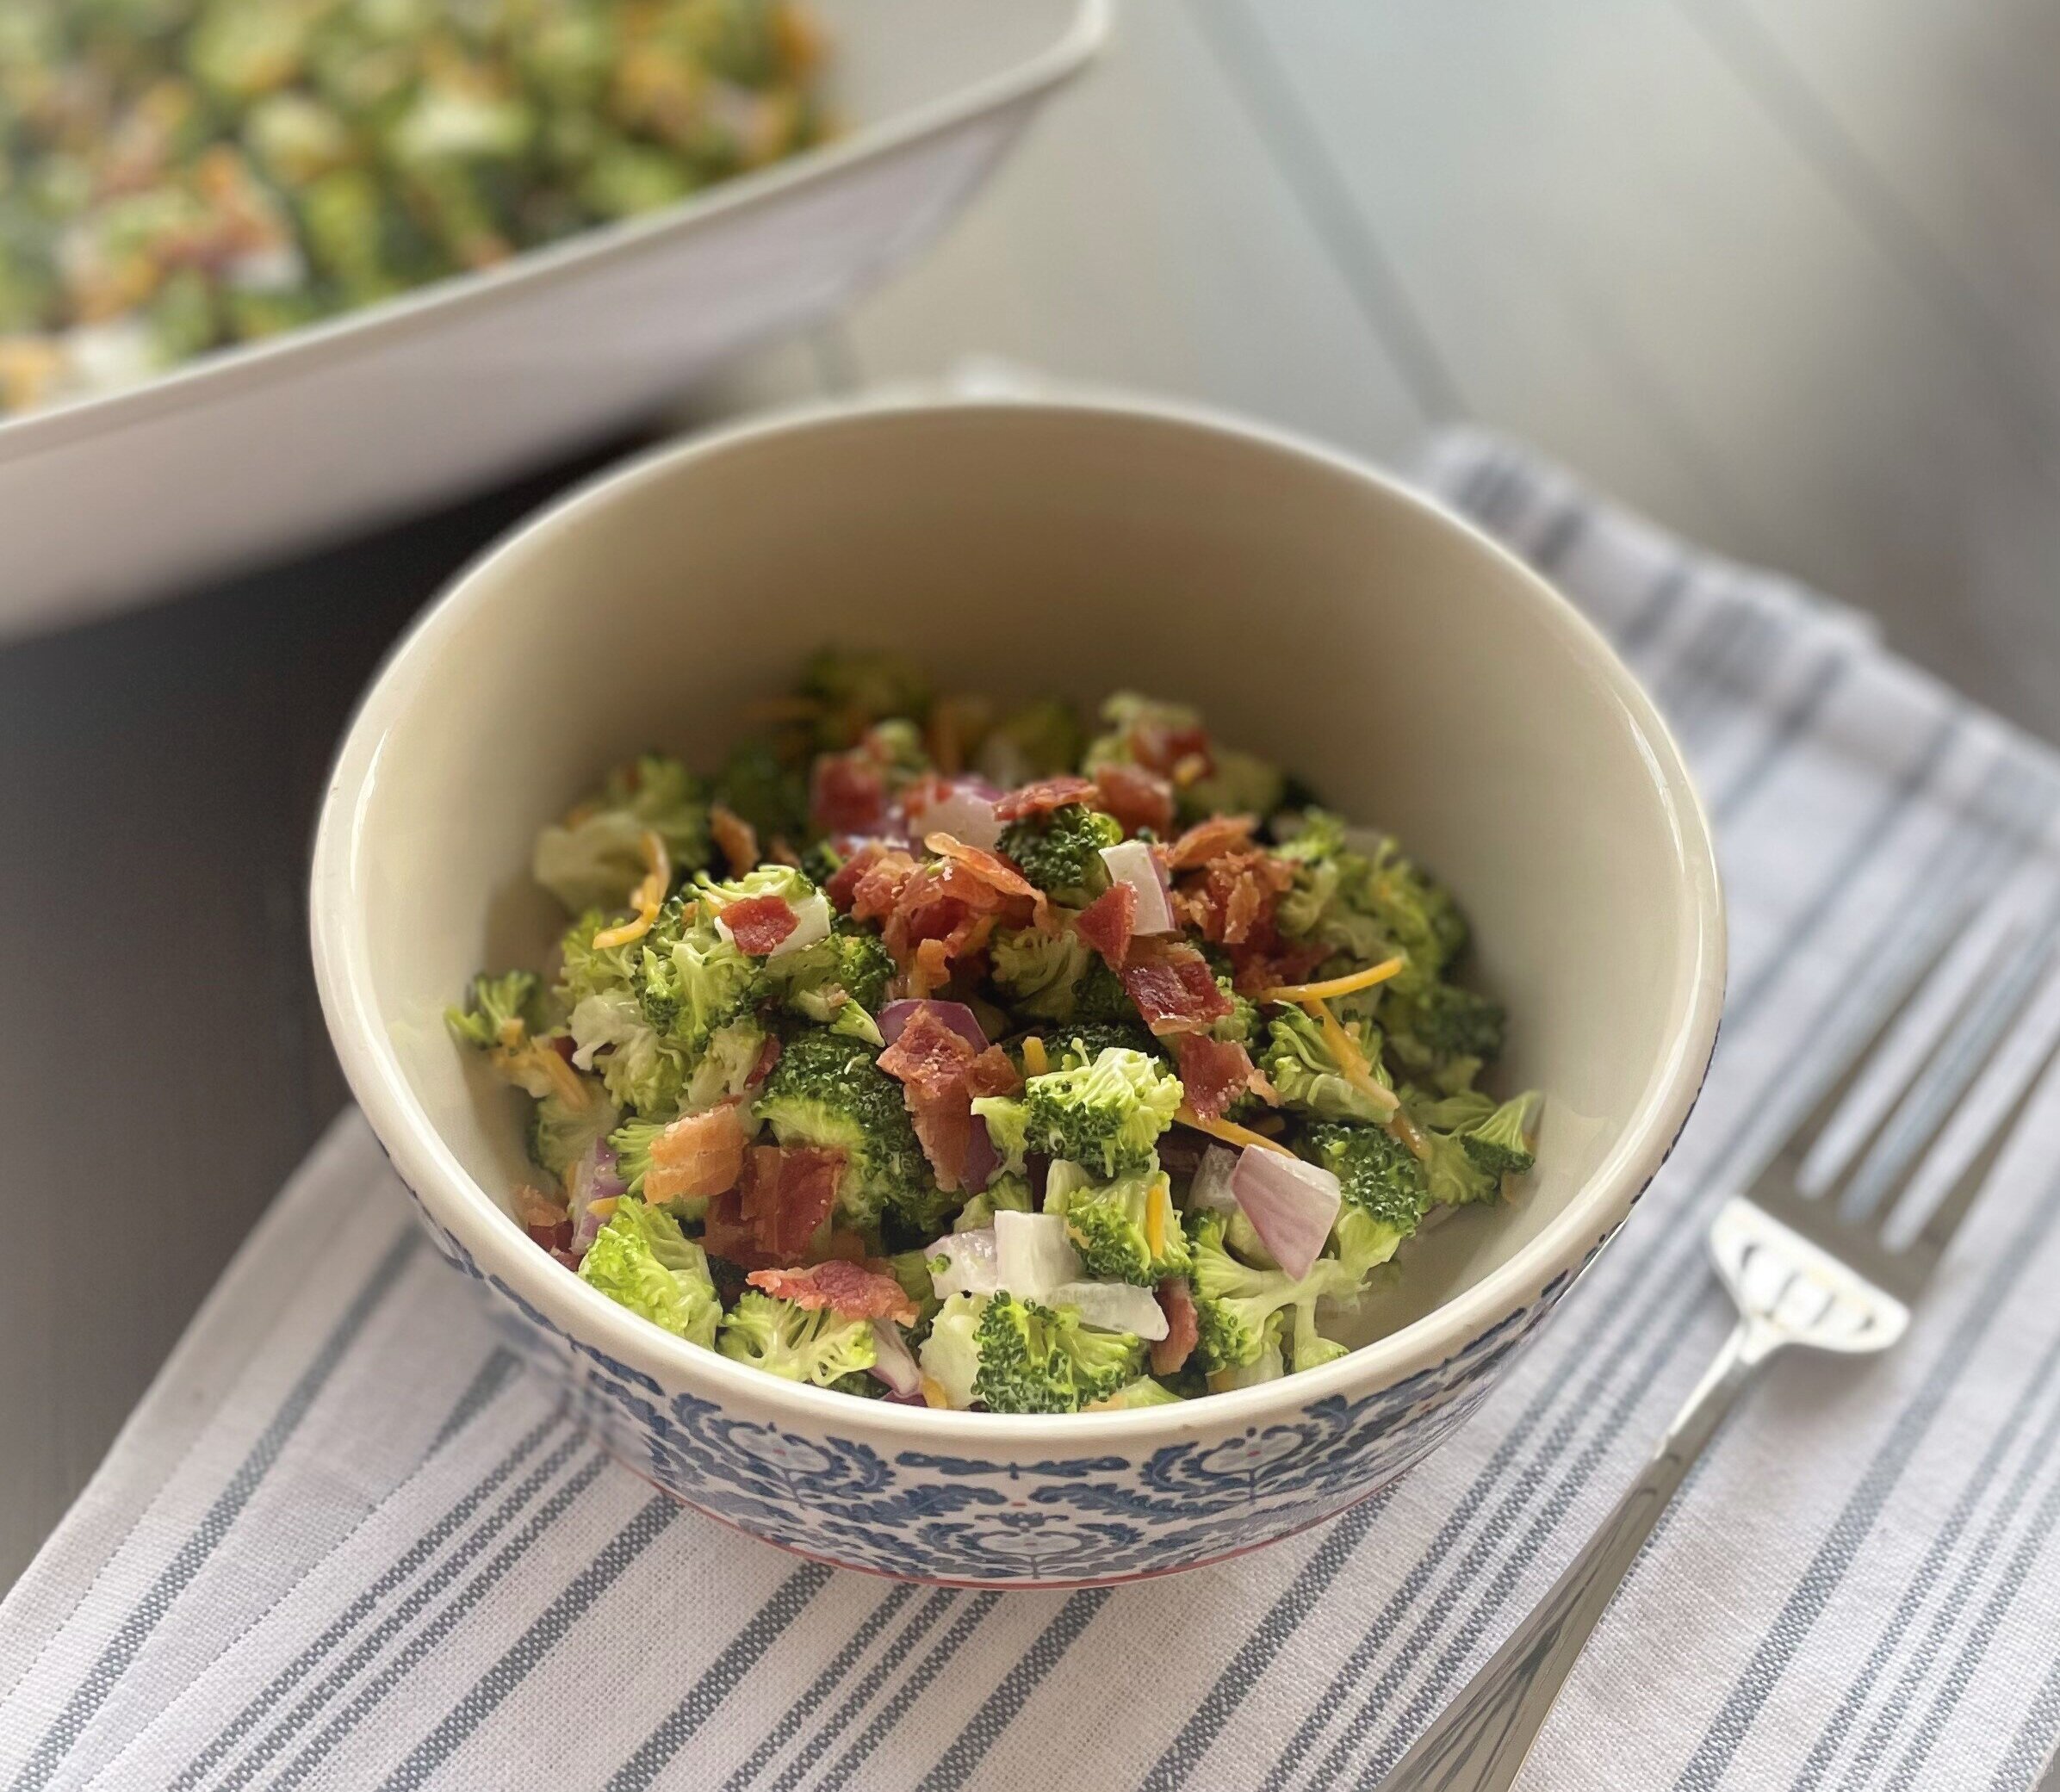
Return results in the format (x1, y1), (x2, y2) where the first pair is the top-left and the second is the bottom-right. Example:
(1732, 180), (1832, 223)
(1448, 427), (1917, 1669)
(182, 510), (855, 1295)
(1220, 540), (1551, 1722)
(313, 394), (1724, 1432)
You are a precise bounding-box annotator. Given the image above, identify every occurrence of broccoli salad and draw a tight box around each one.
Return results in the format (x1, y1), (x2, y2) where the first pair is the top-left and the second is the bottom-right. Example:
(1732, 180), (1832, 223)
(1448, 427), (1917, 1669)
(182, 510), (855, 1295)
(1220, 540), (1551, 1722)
(449, 651), (1541, 1413)
(0, 0), (825, 413)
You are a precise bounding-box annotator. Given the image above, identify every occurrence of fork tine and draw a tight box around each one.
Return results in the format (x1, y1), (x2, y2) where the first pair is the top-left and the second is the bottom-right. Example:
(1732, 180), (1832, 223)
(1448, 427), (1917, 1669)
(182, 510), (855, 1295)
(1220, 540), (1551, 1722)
(1768, 940), (1980, 1187)
(1903, 1019), (2060, 1271)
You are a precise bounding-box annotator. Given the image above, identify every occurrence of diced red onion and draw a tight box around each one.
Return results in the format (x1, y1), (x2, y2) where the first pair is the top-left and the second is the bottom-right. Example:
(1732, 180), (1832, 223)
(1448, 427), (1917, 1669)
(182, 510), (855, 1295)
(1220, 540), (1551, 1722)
(996, 1211), (1083, 1299)
(1049, 1280), (1170, 1341)
(964, 1119), (1002, 1193)
(1187, 1144), (1242, 1216)
(880, 1388), (928, 1406)
(869, 1318), (923, 1397)
(1098, 839), (1176, 934)
(903, 778), (1004, 851)
(877, 1000), (989, 1052)
(1230, 1147), (1342, 1279)
(929, 1227), (999, 1299)
(764, 891), (832, 958)
(568, 1142), (627, 1253)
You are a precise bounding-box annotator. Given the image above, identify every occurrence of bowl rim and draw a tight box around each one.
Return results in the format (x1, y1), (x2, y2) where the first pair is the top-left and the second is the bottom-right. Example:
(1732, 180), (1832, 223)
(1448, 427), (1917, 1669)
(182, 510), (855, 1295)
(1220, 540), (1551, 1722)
(310, 388), (1727, 1447)
(0, 0), (1108, 465)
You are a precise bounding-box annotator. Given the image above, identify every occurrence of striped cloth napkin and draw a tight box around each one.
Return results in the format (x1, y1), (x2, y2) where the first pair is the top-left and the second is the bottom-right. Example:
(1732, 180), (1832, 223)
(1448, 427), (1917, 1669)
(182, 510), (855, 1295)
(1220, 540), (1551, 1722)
(6, 430), (2060, 1792)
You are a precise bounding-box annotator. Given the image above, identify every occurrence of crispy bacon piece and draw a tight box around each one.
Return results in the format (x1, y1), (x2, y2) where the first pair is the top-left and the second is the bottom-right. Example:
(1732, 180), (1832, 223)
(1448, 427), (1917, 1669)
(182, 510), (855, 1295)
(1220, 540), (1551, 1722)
(810, 753), (888, 835)
(1094, 762), (1176, 836)
(1172, 848), (1295, 947)
(748, 1032), (783, 1088)
(965, 1045), (1024, 1101)
(704, 1144), (845, 1265)
(1151, 1277), (1200, 1375)
(1225, 938), (1332, 996)
(1074, 881), (1137, 969)
(848, 848), (921, 922)
(1127, 718), (1213, 779)
(878, 1005), (977, 1099)
(994, 774), (1099, 822)
(709, 803), (760, 877)
(1165, 814), (1259, 871)
(1120, 938), (1234, 1036)
(1172, 1033), (1260, 1122)
(852, 840), (1040, 997)
(721, 893), (800, 956)
(747, 1260), (918, 1325)
(644, 1104), (748, 1203)
(927, 833), (1047, 915)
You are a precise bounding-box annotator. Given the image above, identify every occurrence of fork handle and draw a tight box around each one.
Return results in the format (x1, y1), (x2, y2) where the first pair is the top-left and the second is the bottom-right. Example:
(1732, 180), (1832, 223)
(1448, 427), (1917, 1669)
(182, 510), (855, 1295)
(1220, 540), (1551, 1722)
(1375, 1319), (1779, 1792)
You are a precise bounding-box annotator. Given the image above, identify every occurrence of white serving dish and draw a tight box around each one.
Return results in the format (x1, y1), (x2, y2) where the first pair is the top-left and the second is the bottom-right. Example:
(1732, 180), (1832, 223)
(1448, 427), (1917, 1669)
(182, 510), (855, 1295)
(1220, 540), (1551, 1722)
(311, 391), (1726, 1586)
(0, 0), (1104, 642)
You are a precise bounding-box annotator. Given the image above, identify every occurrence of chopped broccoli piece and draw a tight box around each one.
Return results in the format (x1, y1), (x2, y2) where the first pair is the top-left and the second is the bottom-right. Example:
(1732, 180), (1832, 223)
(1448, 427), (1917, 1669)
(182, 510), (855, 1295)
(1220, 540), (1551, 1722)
(1207, 1311), (1287, 1391)
(996, 804), (1124, 907)
(798, 648), (932, 746)
(578, 1200), (720, 1347)
(1046, 1168), (1193, 1286)
(973, 1047), (1182, 1181)
(1364, 847), (1470, 985)
(698, 862), (816, 909)
(1181, 747), (1286, 823)
(1187, 1210), (1354, 1373)
(751, 1026), (943, 1235)
(682, 1019), (770, 1113)
(917, 1292), (987, 1409)
(952, 1171), (1037, 1233)
(1047, 1021), (1163, 1068)
(1082, 691), (1202, 780)
(717, 1289), (876, 1387)
(990, 925), (1139, 1027)
(1422, 1129), (1502, 1206)
(527, 1082), (619, 1183)
(531, 753), (710, 911)
(1086, 1378), (1188, 1410)
(1307, 1121), (1430, 1276)
(1260, 1008), (1394, 1125)
(446, 970), (545, 1050)
(761, 918), (894, 1023)
(1288, 1302), (1350, 1373)
(631, 902), (761, 1053)
(971, 1291), (1146, 1413)
(1385, 982), (1506, 1089)
(1458, 1091), (1540, 1179)
(973, 698), (1084, 787)
(885, 1248), (941, 1343)
(711, 737), (809, 845)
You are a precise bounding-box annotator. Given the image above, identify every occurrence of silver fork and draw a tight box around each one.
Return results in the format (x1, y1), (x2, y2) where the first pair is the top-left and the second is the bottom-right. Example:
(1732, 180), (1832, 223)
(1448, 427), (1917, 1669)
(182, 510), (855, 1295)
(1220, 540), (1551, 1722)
(1377, 931), (2060, 1792)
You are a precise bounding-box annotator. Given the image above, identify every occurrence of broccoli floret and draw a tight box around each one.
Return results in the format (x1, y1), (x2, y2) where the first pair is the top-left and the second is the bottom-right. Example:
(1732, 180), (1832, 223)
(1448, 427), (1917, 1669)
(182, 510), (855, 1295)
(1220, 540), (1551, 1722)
(1288, 1302), (1350, 1373)
(798, 648), (932, 746)
(1047, 1021), (1163, 1068)
(711, 737), (809, 845)
(1422, 1129), (1501, 1206)
(1385, 982), (1506, 1090)
(607, 1116), (667, 1201)
(447, 970), (545, 1049)
(996, 804), (1125, 907)
(1307, 1121), (1430, 1275)
(630, 902), (761, 1051)
(1085, 1378), (1188, 1410)
(761, 917), (894, 1024)
(1364, 848), (1470, 984)
(1046, 1167), (1193, 1286)
(885, 1248), (941, 1343)
(531, 753), (710, 911)
(990, 924), (1139, 1027)
(971, 1292), (1146, 1413)
(952, 1171), (1036, 1233)
(1081, 692), (1202, 780)
(578, 1200), (721, 1348)
(685, 1019), (771, 1113)
(528, 1082), (620, 1183)
(1207, 1311), (1287, 1391)
(973, 698), (1084, 787)
(973, 1047), (1182, 1181)
(1458, 1091), (1541, 1179)
(1187, 1209), (1354, 1373)
(1181, 747), (1286, 824)
(717, 1289), (877, 1387)
(1260, 1007), (1396, 1125)
(751, 1026), (944, 1235)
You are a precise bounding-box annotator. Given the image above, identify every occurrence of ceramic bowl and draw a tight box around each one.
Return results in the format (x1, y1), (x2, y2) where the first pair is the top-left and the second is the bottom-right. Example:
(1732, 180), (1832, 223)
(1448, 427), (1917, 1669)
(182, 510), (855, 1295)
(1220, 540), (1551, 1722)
(310, 394), (1725, 1587)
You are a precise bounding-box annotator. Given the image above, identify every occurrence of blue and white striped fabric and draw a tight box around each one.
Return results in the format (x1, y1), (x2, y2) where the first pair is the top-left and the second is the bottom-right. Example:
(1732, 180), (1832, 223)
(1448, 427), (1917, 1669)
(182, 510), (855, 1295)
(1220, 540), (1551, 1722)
(7, 431), (2060, 1791)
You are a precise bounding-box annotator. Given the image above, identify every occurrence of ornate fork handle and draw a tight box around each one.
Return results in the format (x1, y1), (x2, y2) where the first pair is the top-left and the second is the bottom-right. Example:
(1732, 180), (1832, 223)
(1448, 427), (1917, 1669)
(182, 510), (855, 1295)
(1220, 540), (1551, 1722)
(1376, 1318), (1777, 1791)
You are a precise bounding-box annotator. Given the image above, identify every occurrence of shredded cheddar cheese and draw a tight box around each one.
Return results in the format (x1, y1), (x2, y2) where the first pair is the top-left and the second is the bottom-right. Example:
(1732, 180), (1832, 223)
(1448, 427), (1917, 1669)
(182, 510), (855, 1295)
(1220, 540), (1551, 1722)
(1021, 1035), (1049, 1077)
(1145, 1177), (1171, 1258)
(920, 1374), (951, 1410)
(586, 1195), (619, 1223)
(1175, 1103), (1295, 1156)
(592, 829), (670, 949)
(1389, 1108), (1430, 1161)
(1311, 997), (1400, 1119)
(1257, 956), (1406, 1005)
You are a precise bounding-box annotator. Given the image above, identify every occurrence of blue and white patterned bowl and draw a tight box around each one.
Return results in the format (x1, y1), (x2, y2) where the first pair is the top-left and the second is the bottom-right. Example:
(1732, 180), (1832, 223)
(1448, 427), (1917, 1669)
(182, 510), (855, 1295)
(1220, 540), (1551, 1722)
(311, 394), (1725, 1587)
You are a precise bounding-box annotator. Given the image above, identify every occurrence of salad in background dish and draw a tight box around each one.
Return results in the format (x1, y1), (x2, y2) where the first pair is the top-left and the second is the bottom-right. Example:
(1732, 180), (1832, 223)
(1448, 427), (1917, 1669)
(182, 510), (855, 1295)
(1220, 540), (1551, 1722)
(449, 651), (1541, 1412)
(0, 0), (824, 413)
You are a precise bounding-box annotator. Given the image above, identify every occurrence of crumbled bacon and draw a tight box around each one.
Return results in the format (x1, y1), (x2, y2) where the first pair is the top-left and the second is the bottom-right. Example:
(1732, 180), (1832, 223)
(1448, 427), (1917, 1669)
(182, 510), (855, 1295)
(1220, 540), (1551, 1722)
(994, 775), (1099, 822)
(1126, 718), (1213, 780)
(1172, 1033), (1260, 1121)
(747, 1260), (918, 1324)
(1094, 762), (1176, 836)
(927, 833), (1048, 919)
(720, 893), (800, 957)
(515, 1183), (568, 1231)
(748, 1033), (783, 1088)
(1120, 938), (1234, 1035)
(1151, 1277), (1200, 1374)
(847, 846), (921, 922)
(810, 753), (888, 835)
(1074, 881), (1137, 969)
(1166, 814), (1259, 871)
(965, 1045), (1024, 1101)
(878, 1007), (990, 1192)
(709, 803), (759, 877)
(644, 1104), (748, 1203)
(852, 841), (1040, 998)
(1171, 848), (1295, 947)
(705, 1144), (845, 1265)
